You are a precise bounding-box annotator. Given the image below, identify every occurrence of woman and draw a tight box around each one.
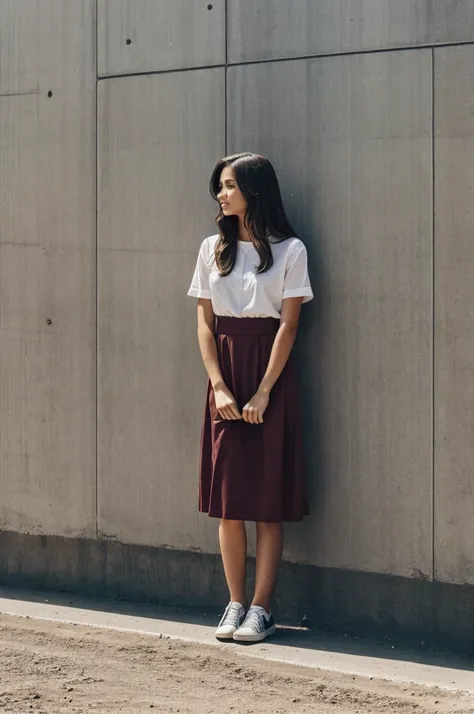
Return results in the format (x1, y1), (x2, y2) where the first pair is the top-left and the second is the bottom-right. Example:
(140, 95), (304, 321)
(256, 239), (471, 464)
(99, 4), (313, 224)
(187, 153), (313, 643)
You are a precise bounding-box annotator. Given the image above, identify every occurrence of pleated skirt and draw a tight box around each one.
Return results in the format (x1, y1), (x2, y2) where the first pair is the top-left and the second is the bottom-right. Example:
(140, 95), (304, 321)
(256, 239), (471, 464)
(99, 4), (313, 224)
(198, 316), (309, 522)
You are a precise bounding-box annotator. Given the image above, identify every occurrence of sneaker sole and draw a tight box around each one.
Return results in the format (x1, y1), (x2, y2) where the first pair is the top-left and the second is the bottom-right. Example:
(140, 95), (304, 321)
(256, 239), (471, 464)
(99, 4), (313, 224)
(215, 630), (236, 640)
(233, 624), (276, 643)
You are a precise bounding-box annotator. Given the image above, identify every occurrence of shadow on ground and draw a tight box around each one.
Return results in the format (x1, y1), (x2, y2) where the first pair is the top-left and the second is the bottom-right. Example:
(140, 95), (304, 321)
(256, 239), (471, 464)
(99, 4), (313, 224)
(0, 584), (473, 674)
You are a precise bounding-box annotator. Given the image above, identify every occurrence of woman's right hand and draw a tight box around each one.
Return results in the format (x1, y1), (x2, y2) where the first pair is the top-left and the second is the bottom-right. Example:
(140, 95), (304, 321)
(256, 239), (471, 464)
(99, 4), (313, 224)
(213, 383), (242, 421)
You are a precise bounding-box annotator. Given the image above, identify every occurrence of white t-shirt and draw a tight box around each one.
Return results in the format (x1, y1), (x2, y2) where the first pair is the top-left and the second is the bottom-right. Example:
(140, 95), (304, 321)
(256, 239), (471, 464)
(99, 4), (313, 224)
(187, 234), (313, 318)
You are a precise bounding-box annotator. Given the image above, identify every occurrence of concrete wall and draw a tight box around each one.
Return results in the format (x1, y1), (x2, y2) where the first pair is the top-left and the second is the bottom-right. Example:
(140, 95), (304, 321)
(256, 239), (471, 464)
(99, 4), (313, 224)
(434, 44), (474, 585)
(2, 1), (474, 635)
(0, 1), (96, 536)
(97, 68), (224, 550)
(228, 51), (433, 576)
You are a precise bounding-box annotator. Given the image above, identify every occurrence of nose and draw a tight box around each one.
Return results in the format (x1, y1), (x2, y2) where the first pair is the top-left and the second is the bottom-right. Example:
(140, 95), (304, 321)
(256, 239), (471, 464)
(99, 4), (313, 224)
(217, 188), (227, 202)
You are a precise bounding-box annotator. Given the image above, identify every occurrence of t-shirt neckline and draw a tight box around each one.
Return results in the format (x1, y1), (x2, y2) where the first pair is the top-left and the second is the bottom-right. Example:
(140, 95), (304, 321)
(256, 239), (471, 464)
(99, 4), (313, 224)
(238, 240), (255, 251)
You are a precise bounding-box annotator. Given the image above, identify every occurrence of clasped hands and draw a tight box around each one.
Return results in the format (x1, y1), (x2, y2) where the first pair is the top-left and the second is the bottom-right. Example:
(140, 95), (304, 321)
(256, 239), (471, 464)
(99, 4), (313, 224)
(213, 382), (269, 424)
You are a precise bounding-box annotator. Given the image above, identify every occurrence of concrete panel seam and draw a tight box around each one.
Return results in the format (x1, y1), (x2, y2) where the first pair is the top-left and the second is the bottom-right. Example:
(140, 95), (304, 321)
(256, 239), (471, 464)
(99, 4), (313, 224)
(98, 63), (225, 81)
(95, 0), (99, 542)
(224, 0), (228, 155)
(0, 91), (39, 98)
(227, 40), (474, 68)
(431, 48), (436, 586)
(95, 77), (99, 542)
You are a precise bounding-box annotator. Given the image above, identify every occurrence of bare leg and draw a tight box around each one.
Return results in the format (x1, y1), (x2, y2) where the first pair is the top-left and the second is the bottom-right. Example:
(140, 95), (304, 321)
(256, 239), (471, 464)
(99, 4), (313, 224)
(219, 519), (248, 606)
(252, 521), (284, 613)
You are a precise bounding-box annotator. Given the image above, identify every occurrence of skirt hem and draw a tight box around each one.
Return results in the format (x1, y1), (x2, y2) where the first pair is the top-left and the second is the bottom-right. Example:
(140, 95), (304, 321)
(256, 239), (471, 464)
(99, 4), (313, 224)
(199, 507), (309, 523)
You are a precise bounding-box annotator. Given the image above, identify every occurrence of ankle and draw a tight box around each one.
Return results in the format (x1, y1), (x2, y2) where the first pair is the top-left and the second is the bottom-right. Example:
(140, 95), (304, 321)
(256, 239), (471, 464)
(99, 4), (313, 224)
(230, 597), (248, 608)
(251, 600), (271, 614)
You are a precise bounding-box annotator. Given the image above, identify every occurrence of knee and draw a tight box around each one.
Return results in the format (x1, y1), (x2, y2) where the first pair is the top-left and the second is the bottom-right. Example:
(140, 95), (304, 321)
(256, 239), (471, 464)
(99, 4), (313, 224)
(220, 518), (245, 529)
(256, 521), (283, 533)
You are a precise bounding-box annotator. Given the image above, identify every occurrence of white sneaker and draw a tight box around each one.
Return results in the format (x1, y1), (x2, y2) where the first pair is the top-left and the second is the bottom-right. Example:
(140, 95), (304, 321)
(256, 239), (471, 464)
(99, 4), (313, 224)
(215, 601), (247, 640)
(233, 605), (276, 642)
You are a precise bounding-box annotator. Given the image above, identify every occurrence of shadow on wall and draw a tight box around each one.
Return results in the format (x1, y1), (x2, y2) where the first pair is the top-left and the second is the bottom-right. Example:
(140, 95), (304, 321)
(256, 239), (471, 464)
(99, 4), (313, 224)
(296, 216), (327, 522)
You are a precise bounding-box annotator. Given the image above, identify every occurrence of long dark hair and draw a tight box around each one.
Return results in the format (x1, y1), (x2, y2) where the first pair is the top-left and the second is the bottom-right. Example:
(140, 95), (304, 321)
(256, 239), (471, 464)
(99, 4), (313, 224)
(209, 153), (297, 275)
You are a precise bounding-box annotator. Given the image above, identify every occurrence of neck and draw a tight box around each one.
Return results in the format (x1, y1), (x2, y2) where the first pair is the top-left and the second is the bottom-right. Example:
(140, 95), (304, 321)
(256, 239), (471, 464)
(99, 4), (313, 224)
(237, 216), (252, 242)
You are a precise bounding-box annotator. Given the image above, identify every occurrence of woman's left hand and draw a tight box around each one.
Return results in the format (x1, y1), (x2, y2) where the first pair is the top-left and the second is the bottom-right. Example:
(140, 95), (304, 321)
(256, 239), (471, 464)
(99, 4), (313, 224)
(242, 389), (270, 424)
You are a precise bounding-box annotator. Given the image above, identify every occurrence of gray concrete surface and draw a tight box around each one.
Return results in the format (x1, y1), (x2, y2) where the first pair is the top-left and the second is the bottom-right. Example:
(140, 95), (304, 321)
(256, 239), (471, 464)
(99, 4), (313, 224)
(0, 1), (96, 537)
(97, 68), (224, 550)
(228, 0), (474, 63)
(434, 44), (474, 586)
(0, 587), (473, 693)
(98, 0), (225, 76)
(228, 51), (433, 576)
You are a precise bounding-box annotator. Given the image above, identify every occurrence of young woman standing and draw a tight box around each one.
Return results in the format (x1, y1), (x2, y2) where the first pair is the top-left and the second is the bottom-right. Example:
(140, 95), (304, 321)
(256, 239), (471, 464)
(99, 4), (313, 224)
(187, 153), (313, 643)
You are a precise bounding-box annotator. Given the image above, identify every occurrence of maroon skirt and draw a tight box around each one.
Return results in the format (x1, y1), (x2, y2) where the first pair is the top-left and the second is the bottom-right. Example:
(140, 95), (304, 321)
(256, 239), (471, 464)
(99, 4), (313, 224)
(198, 316), (309, 522)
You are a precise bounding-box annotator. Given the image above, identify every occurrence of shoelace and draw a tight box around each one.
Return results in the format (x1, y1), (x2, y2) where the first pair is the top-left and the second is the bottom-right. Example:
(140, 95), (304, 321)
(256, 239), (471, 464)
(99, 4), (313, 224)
(243, 608), (265, 631)
(222, 602), (243, 627)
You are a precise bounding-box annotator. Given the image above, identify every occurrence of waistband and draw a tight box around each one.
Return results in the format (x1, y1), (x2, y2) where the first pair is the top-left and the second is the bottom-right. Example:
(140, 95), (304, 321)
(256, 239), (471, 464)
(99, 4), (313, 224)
(215, 316), (280, 336)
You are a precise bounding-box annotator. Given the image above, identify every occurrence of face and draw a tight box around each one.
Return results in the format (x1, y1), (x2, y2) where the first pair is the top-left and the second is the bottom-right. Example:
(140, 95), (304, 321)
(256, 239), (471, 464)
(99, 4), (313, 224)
(217, 165), (247, 218)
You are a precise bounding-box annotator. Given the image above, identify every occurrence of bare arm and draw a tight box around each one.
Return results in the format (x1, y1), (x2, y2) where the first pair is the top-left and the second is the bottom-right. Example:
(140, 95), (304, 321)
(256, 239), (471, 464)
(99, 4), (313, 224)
(196, 299), (241, 420)
(196, 298), (224, 389)
(259, 297), (303, 393)
(242, 297), (303, 424)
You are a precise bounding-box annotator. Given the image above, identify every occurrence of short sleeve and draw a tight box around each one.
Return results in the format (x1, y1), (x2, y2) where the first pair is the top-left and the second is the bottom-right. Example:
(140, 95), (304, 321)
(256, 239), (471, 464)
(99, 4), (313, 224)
(282, 243), (313, 303)
(187, 240), (212, 299)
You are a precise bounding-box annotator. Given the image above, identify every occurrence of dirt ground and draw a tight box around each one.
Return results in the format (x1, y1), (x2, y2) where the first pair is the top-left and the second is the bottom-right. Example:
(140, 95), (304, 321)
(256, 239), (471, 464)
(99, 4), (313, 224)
(1, 615), (474, 714)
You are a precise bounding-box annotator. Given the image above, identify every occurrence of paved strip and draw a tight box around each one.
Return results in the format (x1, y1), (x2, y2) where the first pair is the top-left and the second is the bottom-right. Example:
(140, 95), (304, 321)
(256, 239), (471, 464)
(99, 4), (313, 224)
(0, 587), (472, 693)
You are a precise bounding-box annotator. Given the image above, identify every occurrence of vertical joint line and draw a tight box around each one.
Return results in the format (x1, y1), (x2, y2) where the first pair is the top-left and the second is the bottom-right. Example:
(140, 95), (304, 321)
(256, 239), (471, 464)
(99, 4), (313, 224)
(224, 0), (228, 154)
(431, 47), (435, 584)
(95, 0), (99, 540)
